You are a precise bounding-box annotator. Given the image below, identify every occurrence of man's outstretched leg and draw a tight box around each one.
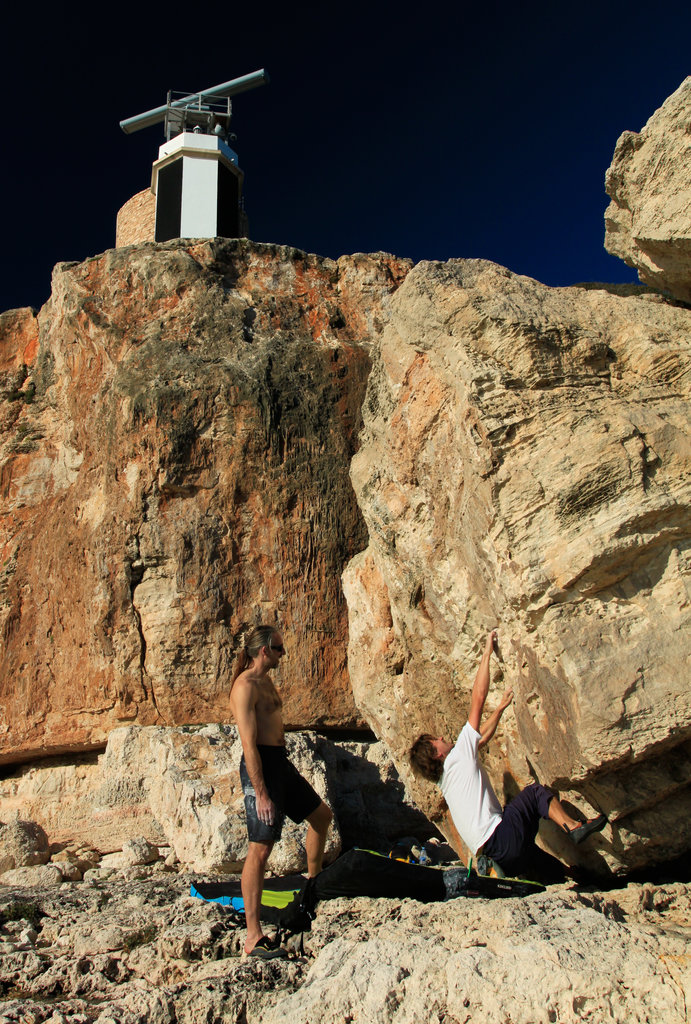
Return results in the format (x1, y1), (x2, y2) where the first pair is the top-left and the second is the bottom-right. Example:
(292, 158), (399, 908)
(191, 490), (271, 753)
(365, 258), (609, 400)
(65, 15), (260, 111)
(241, 840), (273, 955)
(305, 801), (333, 878)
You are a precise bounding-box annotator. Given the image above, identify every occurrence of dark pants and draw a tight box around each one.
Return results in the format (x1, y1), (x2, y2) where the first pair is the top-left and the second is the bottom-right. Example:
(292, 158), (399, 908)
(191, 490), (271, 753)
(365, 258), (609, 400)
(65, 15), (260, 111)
(483, 783), (565, 883)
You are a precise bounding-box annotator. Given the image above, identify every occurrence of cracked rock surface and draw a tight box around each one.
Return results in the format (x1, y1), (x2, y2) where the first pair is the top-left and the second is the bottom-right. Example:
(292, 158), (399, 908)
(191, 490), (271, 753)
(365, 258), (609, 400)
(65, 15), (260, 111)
(0, 728), (432, 875)
(343, 256), (691, 873)
(0, 874), (689, 1024)
(0, 240), (411, 762)
(605, 76), (691, 302)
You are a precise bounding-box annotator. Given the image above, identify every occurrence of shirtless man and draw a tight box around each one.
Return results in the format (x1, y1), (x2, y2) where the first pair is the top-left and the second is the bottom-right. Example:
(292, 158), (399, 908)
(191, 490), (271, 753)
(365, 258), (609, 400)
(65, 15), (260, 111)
(410, 631), (607, 881)
(230, 624), (333, 958)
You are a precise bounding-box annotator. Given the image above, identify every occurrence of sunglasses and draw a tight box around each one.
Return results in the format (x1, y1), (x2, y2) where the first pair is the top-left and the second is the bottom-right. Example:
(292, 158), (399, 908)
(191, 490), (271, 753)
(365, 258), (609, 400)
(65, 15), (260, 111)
(269, 644), (285, 653)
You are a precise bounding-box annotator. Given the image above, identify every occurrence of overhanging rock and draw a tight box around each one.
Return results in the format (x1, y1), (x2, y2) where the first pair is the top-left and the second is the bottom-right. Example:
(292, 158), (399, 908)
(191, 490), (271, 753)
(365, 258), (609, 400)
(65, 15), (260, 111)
(344, 257), (691, 874)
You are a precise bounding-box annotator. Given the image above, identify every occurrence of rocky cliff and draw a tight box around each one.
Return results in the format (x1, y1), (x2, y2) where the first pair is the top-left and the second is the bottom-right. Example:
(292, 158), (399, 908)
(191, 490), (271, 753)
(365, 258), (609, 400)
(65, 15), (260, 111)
(0, 241), (409, 762)
(0, 726), (431, 875)
(605, 76), (691, 302)
(1, 83), (690, 877)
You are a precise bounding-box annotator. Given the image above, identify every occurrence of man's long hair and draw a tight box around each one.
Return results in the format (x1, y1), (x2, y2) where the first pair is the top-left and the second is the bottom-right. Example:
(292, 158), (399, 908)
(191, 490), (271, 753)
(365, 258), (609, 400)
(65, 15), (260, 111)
(231, 624), (278, 685)
(409, 734), (444, 783)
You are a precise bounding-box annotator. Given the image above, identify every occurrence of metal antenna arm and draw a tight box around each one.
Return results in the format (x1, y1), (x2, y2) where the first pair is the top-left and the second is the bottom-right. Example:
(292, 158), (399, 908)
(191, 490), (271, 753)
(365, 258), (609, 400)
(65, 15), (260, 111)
(120, 68), (270, 135)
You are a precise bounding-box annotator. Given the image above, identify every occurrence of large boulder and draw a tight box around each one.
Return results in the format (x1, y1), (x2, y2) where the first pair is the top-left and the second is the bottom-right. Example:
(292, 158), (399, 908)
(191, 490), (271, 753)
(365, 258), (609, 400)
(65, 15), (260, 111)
(0, 819), (50, 873)
(343, 258), (691, 874)
(0, 725), (430, 873)
(0, 240), (410, 763)
(605, 77), (691, 302)
(264, 885), (691, 1024)
(0, 726), (339, 874)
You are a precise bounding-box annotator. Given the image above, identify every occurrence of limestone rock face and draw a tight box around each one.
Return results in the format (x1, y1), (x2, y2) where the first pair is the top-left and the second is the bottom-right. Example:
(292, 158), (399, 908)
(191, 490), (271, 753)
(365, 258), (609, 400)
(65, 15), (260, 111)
(605, 77), (691, 302)
(0, 725), (428, 873)
(343, 258), (691, 873)
(0, 863), (64, 887)
(0, 725), (340, 874)
(0, 239), (410, 763)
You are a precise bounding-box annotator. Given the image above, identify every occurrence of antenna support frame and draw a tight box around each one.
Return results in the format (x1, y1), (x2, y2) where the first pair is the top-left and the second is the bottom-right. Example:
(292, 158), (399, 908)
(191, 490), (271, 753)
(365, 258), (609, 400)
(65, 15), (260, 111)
(119, 69), (269, 138)
(163, 90), (232, 141)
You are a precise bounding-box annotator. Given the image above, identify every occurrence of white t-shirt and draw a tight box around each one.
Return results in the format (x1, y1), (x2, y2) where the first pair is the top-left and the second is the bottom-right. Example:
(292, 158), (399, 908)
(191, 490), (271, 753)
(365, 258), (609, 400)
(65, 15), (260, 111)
(440, 722), (503, 856)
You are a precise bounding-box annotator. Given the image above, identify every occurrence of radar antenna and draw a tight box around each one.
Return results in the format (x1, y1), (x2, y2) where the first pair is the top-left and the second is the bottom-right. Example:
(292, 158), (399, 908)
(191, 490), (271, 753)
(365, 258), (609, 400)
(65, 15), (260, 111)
(120, 69), (270, 141)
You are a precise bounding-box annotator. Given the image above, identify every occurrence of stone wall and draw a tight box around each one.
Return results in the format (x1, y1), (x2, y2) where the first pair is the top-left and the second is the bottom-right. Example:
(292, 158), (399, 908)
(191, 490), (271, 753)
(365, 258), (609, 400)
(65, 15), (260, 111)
(115, 188), (156, 247)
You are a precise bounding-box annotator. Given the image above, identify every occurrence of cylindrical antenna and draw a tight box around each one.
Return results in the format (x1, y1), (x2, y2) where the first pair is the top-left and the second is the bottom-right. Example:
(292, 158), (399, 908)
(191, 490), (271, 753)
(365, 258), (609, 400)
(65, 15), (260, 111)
(120, 69), (270, 135)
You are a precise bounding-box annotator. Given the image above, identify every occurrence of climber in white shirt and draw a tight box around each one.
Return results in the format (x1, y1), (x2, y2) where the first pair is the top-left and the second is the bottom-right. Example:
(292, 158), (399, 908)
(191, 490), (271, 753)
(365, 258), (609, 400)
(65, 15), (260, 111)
(410, 631), (607, 879)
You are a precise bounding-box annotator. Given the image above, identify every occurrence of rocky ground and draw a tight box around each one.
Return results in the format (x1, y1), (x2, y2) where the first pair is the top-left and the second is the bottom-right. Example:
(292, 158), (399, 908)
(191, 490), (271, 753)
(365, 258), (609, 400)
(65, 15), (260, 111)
(1, 864), (689, 1024)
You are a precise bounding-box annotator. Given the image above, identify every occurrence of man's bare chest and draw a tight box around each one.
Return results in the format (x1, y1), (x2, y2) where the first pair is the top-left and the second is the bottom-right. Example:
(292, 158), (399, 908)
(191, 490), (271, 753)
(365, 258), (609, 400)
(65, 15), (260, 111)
(255, 681), (282, 717)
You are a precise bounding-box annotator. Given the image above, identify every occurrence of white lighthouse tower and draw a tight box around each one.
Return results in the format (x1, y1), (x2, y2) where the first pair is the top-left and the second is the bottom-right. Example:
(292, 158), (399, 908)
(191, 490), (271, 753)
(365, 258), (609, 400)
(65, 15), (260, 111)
(119, 70), (268, 243)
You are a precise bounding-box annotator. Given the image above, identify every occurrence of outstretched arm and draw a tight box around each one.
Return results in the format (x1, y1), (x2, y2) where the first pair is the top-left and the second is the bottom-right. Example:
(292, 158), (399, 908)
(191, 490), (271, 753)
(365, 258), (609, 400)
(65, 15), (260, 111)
(478, 687), (514, 748)
(467, 631), (497, 734)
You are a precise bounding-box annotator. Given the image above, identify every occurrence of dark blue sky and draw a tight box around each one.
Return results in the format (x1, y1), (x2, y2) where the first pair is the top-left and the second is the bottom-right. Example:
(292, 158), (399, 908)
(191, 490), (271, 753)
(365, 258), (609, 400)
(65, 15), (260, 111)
(2, 1), (689, 312)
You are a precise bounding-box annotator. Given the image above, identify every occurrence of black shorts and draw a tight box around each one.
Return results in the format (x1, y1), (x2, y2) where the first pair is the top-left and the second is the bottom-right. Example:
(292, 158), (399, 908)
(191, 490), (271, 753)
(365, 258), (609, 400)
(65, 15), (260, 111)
(240, 745), (322, 843)
(483, 783), (554, 871)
